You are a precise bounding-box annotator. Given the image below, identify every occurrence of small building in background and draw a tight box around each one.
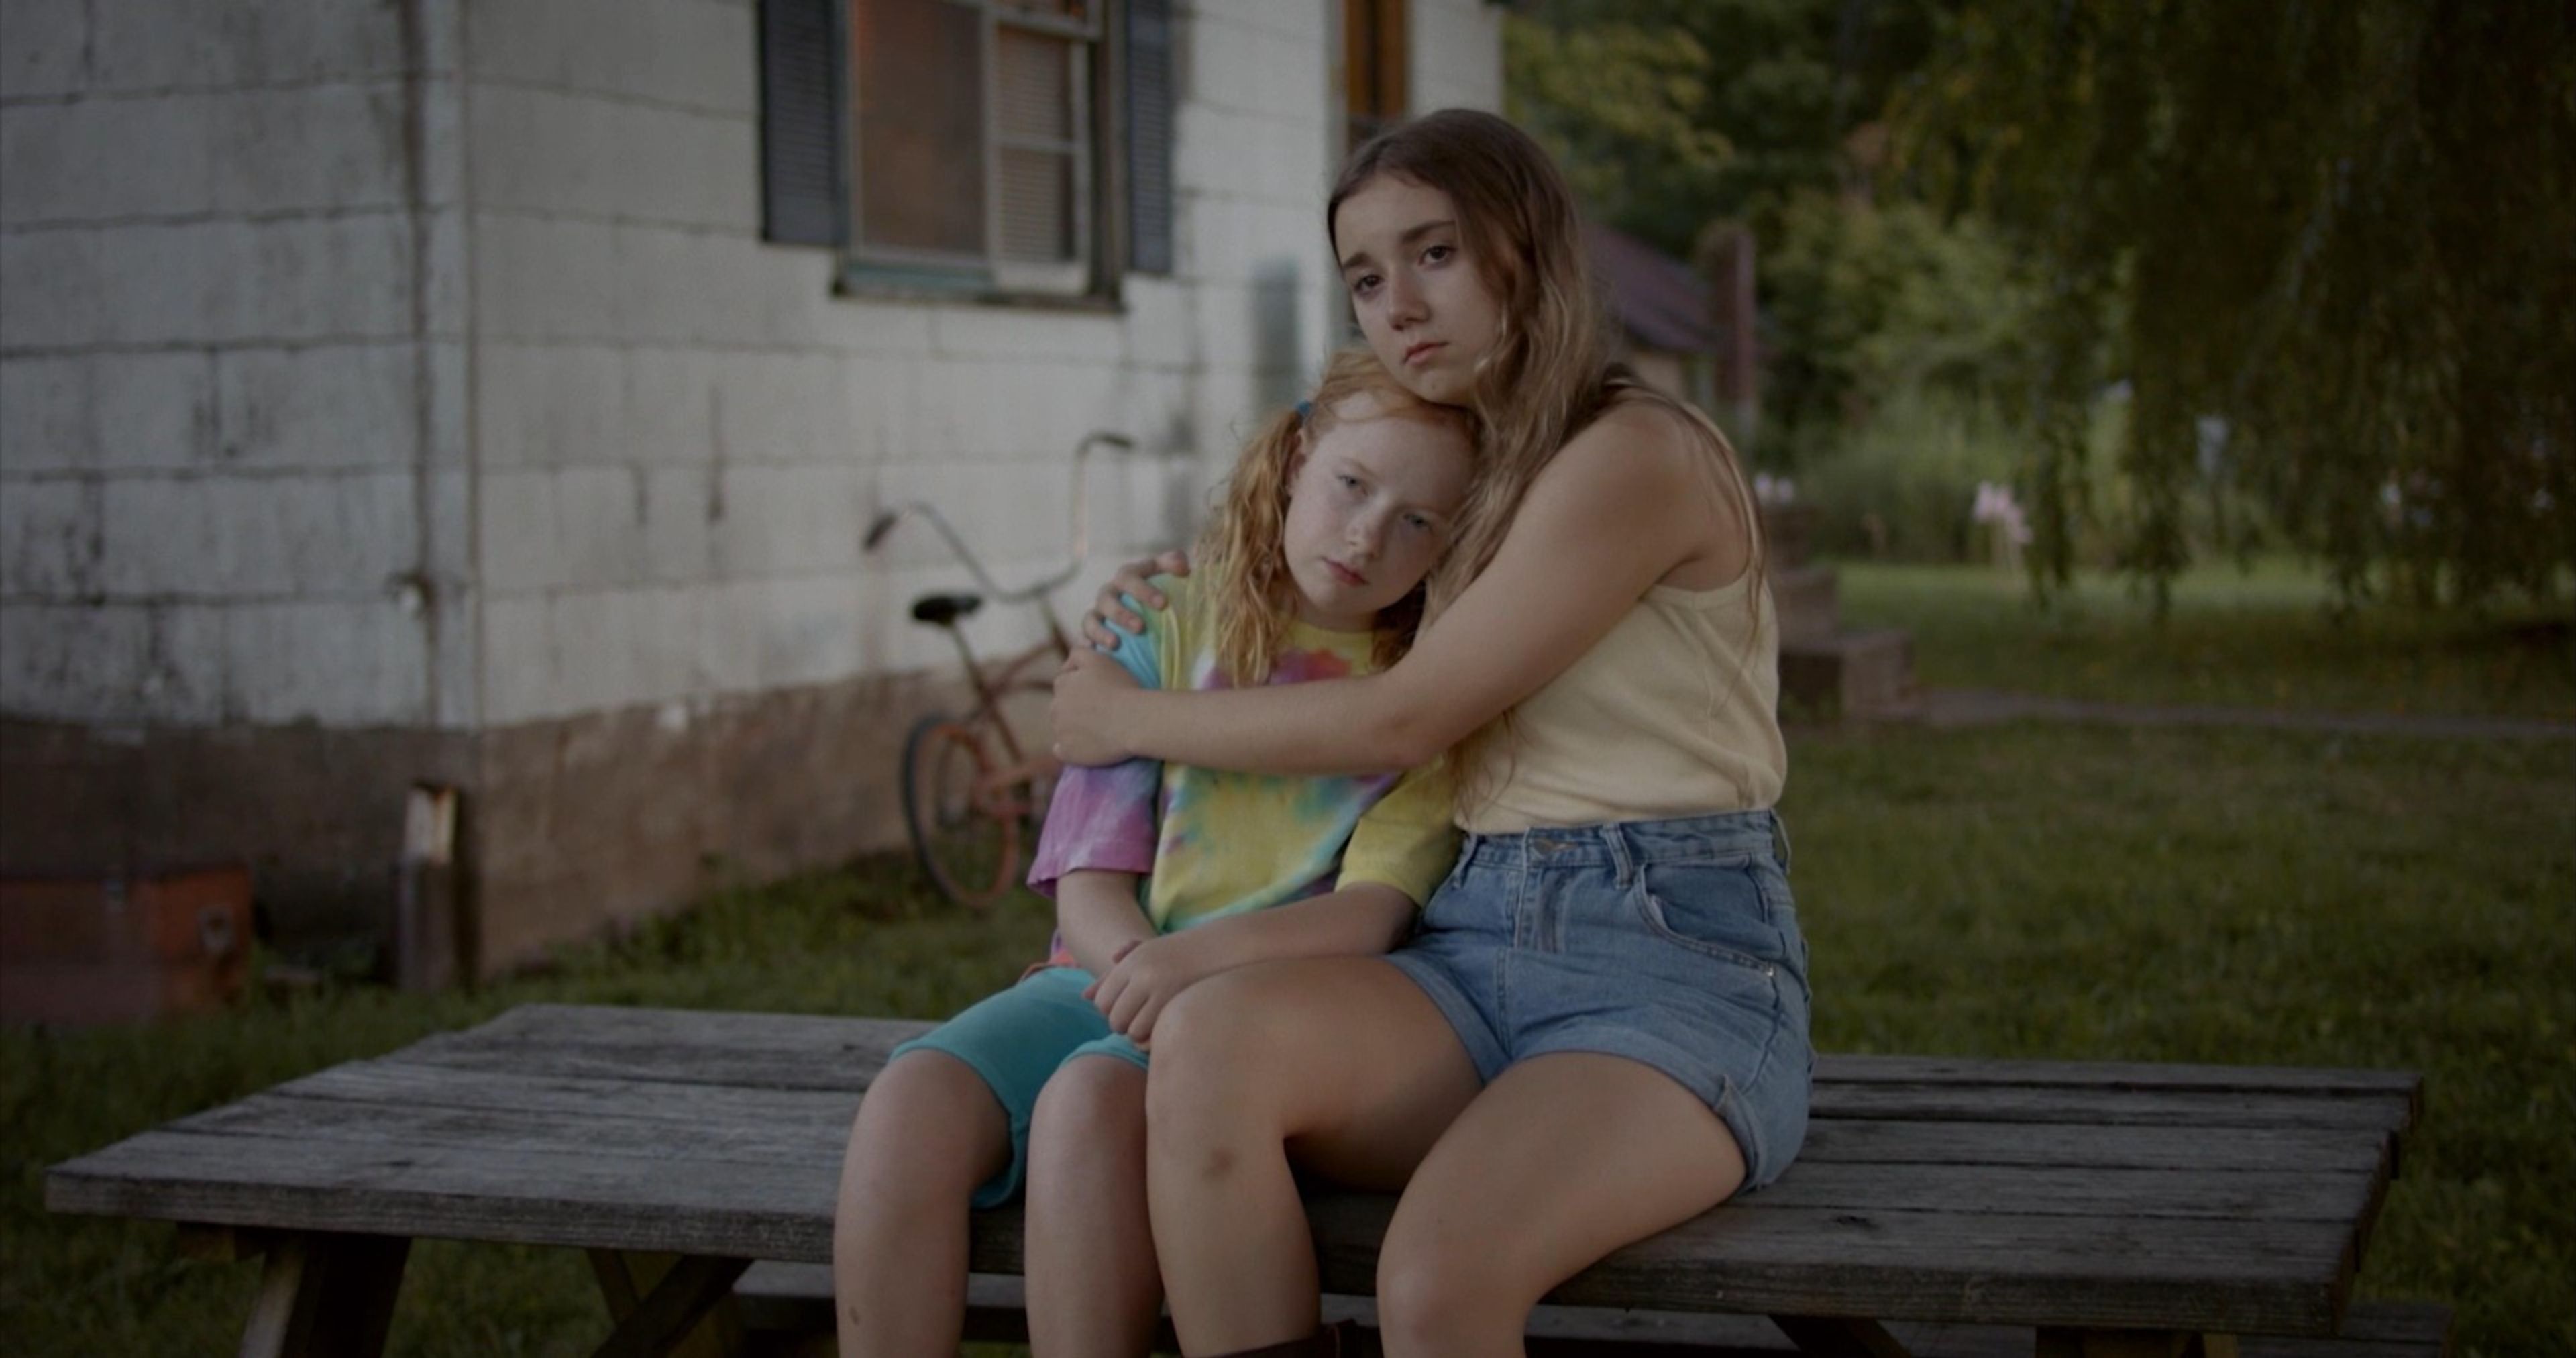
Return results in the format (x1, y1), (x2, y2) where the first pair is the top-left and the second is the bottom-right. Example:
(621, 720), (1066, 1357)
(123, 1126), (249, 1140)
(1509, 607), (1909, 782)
(0, 0), (1502, 981)
(1581, 219), (1759, 449)
(1581, 218), (1913, 721)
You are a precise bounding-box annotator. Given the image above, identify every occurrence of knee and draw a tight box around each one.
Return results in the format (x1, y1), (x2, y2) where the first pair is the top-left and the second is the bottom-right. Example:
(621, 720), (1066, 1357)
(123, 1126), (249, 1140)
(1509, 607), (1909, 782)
(1154, 979), (1288, 1169)
(844, 1053), (993, 1196)
(1030, 1057), (1146, 1158)
(1375, 1217), (1528, 1348)
(1148, 984), (1267, 1113)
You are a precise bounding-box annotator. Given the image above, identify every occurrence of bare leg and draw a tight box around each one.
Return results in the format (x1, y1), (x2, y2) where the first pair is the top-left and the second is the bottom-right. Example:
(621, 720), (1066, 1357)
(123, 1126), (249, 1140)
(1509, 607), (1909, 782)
(1025, 1054), (1159, 1357)
(833, 1050), (1012, 1358)
(1373, 1052), (1749, 1357)
(1146, 958), (1481, 1353)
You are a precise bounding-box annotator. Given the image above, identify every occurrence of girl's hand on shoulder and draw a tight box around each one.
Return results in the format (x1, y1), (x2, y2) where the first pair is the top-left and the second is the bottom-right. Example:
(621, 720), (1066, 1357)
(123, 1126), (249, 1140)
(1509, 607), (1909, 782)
(1051, 647), (1141, 766)
(1083, 929), (1225, 1046)
(1080, 550), (1191, 649)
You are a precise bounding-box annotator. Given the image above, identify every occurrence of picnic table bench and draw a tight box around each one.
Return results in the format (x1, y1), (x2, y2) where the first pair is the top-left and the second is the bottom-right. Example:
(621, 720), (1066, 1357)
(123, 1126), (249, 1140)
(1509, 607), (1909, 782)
(46, 1002), (2448, 1357)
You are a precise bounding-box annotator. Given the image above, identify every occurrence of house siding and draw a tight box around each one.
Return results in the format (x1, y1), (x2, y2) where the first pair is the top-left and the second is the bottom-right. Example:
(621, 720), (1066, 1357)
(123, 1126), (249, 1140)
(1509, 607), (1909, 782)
(1, 0), (1501, 972)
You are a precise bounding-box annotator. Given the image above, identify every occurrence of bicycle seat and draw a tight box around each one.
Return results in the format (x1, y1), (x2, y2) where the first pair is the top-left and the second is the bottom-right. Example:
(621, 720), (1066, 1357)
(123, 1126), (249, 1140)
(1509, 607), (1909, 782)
(910, 593), (984, 627)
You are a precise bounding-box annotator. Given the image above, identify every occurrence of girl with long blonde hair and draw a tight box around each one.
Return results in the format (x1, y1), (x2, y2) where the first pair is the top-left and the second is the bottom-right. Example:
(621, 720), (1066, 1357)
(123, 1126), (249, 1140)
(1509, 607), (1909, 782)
(834, 350), (1477, 1357)
(1052, 108), (1802, 1357)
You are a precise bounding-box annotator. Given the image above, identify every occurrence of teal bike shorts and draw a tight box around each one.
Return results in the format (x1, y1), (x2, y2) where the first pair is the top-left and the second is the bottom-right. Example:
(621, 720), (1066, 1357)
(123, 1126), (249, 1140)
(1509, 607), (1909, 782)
(888, 965), (1150, 1207)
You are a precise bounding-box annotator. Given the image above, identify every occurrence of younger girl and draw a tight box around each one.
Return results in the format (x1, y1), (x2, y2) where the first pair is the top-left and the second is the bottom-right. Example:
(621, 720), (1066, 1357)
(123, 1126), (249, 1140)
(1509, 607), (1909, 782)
(832, 349), (1477, 1357)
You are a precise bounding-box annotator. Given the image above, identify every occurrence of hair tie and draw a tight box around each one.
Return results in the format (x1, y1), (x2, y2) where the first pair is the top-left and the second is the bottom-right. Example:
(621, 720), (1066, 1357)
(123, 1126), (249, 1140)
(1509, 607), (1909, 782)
(1294, 399), (1313, 425)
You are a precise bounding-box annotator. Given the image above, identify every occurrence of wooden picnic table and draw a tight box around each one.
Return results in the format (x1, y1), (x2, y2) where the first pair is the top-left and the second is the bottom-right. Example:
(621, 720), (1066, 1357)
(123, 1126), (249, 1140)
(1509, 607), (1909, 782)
(46, 1002), (2436, 1357)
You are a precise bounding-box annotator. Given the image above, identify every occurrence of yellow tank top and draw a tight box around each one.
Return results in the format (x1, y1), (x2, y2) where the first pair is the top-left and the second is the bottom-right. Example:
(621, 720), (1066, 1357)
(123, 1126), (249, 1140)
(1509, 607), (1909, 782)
(1458, 571), (1785, 834)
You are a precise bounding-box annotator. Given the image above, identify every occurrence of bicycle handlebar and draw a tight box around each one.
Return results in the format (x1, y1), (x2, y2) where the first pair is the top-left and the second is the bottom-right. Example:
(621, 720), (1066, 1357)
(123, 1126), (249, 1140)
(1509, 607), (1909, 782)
(863, 430), (1138, 606)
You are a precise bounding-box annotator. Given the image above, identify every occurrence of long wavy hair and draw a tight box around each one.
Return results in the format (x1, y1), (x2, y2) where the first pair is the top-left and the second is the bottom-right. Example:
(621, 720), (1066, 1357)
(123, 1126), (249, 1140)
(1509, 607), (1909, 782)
(1329, 110), (1768, 802)
(1196, 348), (1477, 686)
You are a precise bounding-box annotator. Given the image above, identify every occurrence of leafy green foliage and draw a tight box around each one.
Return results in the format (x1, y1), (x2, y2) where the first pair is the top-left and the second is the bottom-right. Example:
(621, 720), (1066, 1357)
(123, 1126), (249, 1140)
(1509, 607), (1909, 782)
(1897, 0), (2576, 608)
(1762, 193), (2035, 460)
(1503, 0), (1942, 254)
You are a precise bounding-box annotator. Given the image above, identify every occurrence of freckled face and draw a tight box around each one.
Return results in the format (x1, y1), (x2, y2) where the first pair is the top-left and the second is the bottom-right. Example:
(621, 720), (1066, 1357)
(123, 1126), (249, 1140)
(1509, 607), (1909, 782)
(1333, 174), (1508, 407)
(1279, 397), (1475, 632)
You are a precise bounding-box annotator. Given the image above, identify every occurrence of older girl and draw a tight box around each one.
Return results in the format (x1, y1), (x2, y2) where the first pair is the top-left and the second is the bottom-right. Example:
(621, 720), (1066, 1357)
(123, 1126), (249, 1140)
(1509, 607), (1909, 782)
(1052, 109), (1809, 1357)
(835, 350), (1474, 1357)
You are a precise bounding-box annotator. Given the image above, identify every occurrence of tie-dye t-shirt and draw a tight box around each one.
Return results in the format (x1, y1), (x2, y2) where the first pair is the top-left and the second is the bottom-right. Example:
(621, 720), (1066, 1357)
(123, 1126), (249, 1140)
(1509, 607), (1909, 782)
(1026, 574), (1457, 963)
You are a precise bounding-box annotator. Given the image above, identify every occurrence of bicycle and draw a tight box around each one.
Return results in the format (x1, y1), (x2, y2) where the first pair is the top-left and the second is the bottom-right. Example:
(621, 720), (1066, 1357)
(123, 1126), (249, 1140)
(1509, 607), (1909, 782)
(863, 430), (1136, 910)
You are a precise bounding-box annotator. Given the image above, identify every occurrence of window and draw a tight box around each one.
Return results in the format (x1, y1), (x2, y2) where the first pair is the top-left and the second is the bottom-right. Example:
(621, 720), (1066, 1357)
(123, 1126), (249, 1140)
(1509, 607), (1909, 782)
(760, 0), (1174, 298)
(1343, 0), (1407, 154)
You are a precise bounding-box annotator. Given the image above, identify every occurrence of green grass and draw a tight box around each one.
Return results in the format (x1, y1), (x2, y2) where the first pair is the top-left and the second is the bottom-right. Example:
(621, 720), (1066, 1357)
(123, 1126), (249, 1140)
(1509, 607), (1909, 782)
(7, 570), (2571, 1354)
(3, 870), (1058, 1357)
(1784, 723), (2573, 1356)
(1834, 558), (2576, 720)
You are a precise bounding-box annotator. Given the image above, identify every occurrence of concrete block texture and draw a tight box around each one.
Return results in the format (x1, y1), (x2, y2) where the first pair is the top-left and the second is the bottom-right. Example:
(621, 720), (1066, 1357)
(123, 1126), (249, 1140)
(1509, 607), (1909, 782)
(474, 343), (625, 468)
(0, 478), (101, 597)
(1411, 0), (1506, 115)
(482, 582), (716, 723)
(708, 463), (869, 580)
(470, 213), (622, 341)
(0, 83), (408, 226)
(1186, 12), (1293, 119)
(213, 84), (411, 215)
(468, 0), (755, 117)
(223, 597), (431, 725)
(0, 97), (219, 225)
(469, 84), (755, 231)
(0, 0), (87, 99)
(1173, 105), (1330, 209)
(73, 217), (416, 347)
(0, 359), (96, 474)
(215, 344), (421, 470)
(99, 472), (419, 600)
(0, 354), (221, 474)
(0, 230), (104, 349)
(87, 0), (408, 93)
(709, 352), (858, 463)
(0, 600), (223, 722)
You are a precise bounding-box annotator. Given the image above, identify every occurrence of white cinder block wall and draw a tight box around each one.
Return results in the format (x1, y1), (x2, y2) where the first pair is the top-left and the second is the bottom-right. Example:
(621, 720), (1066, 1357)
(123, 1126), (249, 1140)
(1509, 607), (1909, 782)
(0, 0), (474, 731)
(1, 0), (1500, 960)
(462, 0), (1500, 731)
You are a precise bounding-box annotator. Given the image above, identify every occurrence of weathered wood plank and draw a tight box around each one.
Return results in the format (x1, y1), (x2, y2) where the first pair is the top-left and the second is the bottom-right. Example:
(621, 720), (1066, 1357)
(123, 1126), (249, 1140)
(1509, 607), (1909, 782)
(1797, 1120), (2386, 1177)
(129, 1057), (2387, 1230)
(1811, 1084), (2412, 1134)
(396, 1004), (2411, 1123)
(180, 1053), (2407, 1178)
(217, 1057), (2405, 1179)
(1819, 1054), (2417, 1102)
(341, 1049), (2428, 1139)
(50, 1127), (2357, 1335)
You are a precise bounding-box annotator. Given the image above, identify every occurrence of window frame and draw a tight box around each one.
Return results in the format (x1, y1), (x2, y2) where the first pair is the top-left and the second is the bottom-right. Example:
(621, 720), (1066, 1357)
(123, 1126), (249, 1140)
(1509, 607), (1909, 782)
(838, 0), (1125, 306)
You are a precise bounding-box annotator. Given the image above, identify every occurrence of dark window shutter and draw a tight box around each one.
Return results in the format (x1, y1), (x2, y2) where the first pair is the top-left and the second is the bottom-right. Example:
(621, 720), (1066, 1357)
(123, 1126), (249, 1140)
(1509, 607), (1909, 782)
(1125, 0), (1175, 274)
(761, 0), (849, 247)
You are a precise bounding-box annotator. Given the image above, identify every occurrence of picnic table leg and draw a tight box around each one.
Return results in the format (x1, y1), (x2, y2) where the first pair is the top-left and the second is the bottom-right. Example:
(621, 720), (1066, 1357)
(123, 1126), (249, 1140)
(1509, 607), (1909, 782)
(1770, 1314), (1915, 1356)
(587, 1249), (752, 1358)
(2035, 1328), (2241, 1358)
(233, 1229), (411, 1358)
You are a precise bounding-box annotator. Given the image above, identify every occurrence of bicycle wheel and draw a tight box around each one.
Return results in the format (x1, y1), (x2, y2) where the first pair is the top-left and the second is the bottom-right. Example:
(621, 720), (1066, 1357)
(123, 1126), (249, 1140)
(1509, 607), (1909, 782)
(900, 713), (1023, 912)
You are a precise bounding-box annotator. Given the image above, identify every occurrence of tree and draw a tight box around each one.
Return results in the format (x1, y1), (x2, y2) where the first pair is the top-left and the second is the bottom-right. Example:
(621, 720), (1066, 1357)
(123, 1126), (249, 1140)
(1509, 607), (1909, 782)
(1507, 0), (1944, 256)
(1898, 0), (2576, 608)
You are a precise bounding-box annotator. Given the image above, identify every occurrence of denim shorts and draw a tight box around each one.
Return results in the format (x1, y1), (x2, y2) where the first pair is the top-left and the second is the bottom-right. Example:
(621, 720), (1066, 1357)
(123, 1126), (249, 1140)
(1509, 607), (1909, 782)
(888, 966), (1148, 1208)
(1381, 808), (1813, 1190)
